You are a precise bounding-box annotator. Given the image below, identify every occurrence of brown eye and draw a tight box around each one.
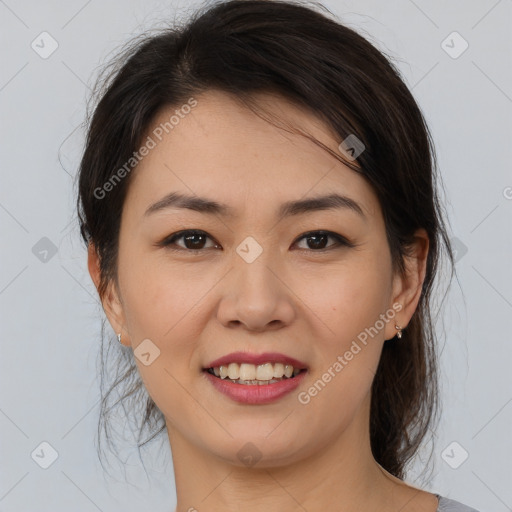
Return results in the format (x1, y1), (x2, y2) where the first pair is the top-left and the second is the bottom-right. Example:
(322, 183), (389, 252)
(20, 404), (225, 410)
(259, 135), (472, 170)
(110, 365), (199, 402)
(160, 230), (219, 252)
(293, 231), (352, 251)
(158, 229), (353, 253)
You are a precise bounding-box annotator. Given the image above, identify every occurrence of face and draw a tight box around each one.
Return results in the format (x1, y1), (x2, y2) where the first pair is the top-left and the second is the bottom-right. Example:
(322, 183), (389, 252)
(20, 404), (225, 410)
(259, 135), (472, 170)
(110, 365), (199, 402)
(90, 90), (424, 468)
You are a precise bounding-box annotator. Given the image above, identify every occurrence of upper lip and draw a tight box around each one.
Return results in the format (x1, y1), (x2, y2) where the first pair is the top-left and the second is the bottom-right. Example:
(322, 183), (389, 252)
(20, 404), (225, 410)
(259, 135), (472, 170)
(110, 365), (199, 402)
(205, 351), (308, 370)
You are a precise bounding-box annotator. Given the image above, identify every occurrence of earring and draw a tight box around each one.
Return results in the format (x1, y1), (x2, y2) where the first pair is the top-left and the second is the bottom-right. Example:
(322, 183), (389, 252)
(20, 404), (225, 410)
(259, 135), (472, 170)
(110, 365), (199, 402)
(117, 333), (122, 343)
(395, 324), (403, 339)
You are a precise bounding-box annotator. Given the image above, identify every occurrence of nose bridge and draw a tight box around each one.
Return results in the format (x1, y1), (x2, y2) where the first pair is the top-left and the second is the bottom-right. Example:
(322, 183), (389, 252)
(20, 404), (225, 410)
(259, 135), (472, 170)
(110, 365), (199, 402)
(234, 235), (281, 302)
(216, 235), (295, 331)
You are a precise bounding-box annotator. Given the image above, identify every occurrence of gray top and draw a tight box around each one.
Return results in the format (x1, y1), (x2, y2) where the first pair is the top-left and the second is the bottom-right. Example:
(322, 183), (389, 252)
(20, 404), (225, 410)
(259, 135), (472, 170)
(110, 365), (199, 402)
(437, 495), (481, 511)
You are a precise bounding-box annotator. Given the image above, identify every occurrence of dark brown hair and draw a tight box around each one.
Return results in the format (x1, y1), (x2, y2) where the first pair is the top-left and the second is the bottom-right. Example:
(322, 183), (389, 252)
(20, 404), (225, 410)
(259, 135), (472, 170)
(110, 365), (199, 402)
(77, 0), (455, 480)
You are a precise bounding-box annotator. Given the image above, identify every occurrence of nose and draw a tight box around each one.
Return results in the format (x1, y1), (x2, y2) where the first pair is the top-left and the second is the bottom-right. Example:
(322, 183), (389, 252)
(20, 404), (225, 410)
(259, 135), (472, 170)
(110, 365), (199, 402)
(216, 251), (296, 332)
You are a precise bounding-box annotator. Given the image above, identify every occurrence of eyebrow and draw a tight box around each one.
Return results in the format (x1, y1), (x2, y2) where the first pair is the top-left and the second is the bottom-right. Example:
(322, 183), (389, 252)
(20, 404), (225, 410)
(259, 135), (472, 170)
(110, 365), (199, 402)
(144, 191), (366, 220)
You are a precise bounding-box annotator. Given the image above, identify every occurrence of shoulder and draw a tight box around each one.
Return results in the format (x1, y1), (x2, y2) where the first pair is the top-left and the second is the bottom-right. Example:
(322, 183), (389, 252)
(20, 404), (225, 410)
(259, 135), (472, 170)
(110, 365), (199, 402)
(437, 495), (482, 512)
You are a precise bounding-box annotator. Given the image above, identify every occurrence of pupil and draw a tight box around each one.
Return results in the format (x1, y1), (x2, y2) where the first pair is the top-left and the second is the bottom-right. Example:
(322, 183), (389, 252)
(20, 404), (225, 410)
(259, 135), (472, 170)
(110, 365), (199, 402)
(185, 233), (205, 249)
(307, 233), (327, 250)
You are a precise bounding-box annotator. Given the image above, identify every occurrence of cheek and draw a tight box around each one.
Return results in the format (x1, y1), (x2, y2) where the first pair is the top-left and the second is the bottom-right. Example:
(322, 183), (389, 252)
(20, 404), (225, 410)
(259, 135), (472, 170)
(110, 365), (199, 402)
(117, 251), (226, 403)
(119, 250), (205, 340)
(117, 254), (207, 413)
(298, 257), (391, 410)
(297, 271), (388, 432)
(305, 258), (392, 345)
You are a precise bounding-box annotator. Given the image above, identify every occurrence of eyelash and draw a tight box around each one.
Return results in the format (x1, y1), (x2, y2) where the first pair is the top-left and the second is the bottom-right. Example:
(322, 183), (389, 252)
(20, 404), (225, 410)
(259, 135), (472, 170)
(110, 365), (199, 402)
(157, 229), (354, 253)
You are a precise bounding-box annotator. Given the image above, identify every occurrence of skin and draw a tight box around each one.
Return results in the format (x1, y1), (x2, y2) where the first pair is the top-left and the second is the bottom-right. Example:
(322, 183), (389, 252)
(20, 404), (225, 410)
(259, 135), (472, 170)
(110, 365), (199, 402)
(88, 90), (437, 512)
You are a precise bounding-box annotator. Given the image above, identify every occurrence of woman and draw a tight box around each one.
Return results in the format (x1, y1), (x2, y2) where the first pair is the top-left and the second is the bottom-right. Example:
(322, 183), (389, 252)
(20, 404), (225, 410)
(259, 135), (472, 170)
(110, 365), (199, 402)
(77, 1), (481, 510)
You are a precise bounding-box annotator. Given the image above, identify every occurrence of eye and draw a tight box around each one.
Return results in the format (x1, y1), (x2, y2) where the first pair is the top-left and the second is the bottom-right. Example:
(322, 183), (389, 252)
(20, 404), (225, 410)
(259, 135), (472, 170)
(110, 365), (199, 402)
(292, 230), (352, 251)
(159, 230), (220, 252)
(158, 229), (353, 253)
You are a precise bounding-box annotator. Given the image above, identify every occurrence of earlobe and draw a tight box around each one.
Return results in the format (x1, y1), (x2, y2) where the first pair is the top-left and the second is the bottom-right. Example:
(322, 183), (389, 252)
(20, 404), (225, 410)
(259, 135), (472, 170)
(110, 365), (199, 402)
(102, 280), (127, 340)
(387, 229), (429, 339)
(87, 241), (101, 291)
(87, 241), (128, 344)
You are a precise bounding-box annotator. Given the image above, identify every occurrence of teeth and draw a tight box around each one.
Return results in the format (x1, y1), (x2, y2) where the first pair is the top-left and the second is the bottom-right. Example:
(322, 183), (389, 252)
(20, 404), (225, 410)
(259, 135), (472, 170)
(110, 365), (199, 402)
(209, 362), (303, 382)
(231, 378), (284, 385)
(239, 363), (256, 380)
(256, 363), (274, 380)
(227, 362), (239, 380)
(219, 366), (228, 379)
(273, 363), (284, 378)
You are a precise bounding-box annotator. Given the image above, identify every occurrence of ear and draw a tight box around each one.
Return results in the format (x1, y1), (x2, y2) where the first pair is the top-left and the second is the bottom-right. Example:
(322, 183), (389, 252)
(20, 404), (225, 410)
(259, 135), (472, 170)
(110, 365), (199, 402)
(385, 228), (429, 340)
(87, 241), (130, 346)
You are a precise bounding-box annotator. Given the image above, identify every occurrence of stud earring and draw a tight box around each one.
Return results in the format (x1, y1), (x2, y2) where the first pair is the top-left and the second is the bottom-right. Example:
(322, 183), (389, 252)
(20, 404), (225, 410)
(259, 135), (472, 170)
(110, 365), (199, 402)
(395, 324), (403, 339)
(117, 333), (122, 343)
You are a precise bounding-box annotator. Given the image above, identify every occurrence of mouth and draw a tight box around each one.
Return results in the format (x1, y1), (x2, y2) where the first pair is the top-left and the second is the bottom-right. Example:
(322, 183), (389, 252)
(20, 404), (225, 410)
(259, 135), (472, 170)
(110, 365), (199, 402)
(202, 352), (308, 404)
(204, 362), (307, 385)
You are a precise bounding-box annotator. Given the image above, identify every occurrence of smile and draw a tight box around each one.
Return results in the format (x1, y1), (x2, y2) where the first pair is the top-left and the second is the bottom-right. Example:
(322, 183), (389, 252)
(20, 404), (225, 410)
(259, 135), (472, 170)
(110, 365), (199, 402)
(206, 362), (304, 385)
(202, 363), (308, 405)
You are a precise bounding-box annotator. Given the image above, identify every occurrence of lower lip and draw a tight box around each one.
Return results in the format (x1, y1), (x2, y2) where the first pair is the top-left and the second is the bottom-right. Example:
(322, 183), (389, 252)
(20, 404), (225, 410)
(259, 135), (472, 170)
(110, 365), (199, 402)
(203, 370), (307, 404)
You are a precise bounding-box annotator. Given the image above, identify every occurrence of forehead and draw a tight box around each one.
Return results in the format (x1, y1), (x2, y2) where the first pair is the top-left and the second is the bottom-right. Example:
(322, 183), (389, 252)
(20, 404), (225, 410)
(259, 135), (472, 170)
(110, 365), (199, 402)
(125, 90), (380, 222)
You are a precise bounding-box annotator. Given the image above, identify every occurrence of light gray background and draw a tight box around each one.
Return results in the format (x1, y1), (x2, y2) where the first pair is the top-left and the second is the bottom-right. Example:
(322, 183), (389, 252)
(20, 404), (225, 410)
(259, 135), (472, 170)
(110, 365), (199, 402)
(1, 0), (511, 510)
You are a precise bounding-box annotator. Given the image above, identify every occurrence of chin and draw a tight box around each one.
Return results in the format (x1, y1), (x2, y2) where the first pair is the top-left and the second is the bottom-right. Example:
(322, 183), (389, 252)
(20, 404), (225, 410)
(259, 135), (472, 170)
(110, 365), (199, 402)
(199, 427), (314, 469)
